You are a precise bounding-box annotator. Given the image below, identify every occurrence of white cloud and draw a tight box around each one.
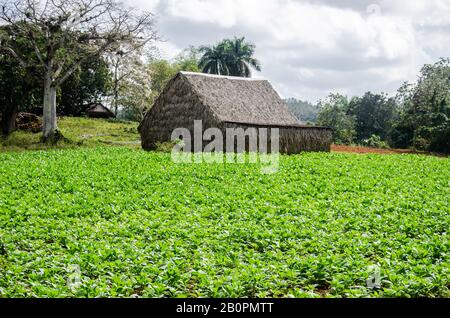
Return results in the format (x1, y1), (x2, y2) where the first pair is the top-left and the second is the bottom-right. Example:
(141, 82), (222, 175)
(124, 0), (161, 11)
(166, 0), (239, 27)
(130, 0), (450, 102)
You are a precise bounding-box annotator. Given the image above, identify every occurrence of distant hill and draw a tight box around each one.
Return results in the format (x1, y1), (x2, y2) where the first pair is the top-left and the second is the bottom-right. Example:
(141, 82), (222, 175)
(284, 98), (320, 123)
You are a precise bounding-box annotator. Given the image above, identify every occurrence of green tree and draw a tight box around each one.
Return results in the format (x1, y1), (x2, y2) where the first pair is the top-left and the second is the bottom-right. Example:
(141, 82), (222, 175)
(199, 37), (261, 77)
(0, 25), (41, 135)
(59, 56), (111, 116)
(174, 46), (201, 73)
(149, 48), (202, 97)
(392, 58), (450, 152)
(198, 42), (230, 75)
(316, 93), (356, 144)
(148, 60), (178, 96)
(0, 52), (27, 135)
(225, 37), (261, 77)
(348, 92), (398, 142)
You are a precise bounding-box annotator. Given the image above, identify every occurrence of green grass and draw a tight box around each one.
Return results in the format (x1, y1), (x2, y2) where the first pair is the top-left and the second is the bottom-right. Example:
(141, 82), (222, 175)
(0, 148), (448, 297)
(1, 117), (140, 152)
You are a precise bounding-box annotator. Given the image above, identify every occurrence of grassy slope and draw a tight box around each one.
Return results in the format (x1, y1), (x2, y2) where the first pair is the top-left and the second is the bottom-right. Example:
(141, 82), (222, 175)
(1, 117), (140, 152)
(0, 148), (448, 297)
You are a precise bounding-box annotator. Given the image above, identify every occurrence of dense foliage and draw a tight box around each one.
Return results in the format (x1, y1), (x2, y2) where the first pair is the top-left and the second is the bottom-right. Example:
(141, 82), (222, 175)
(148, 50), (200, 96)
(316, 94), (356, 144)
(59, 57), (111, 116)
(315, 58), (450, 153)
(0, 25), (42, 135)
(316, 92), (398, 145)
(348, 92), (398, 142)
(0, 148), (448, 297)
(392, 58), (450, 152)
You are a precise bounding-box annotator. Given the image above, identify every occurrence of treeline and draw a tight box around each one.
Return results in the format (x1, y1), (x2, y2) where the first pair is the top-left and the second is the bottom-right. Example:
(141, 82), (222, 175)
(0, 40), (204, 134)
(288, 58), (449, 153)
(316, 92), (397, 148)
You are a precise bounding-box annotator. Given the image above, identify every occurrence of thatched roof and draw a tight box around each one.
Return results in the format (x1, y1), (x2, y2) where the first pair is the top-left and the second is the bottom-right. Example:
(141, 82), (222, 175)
(85, 103), (115, 118)
(178, 71), (303, 127)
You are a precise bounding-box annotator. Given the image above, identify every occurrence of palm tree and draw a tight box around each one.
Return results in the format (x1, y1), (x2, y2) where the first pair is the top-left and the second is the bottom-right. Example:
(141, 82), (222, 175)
(198, 42), (230, 76)
(199, 37), (261, 78)
(226, 37), (261, 77)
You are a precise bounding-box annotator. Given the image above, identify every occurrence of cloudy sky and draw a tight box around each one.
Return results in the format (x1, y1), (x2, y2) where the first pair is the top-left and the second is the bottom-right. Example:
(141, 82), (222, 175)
(127, 0), (450, 102)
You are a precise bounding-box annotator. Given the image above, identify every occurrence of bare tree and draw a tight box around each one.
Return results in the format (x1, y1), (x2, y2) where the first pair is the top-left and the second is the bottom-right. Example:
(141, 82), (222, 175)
(0, 0), (158, 141)
(106, 46), (148, 117)
(109, 50), (129, 117)
(118, 55), (153, 121)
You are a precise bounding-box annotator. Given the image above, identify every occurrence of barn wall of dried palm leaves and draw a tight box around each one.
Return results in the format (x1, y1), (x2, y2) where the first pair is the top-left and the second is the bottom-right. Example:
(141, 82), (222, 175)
(139, 73), (221, 150)
(222, 122), (331, 154)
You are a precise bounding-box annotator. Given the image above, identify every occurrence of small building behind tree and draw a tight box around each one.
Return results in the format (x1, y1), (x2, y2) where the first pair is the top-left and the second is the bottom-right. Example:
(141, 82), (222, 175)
(85, 103), (115, 119)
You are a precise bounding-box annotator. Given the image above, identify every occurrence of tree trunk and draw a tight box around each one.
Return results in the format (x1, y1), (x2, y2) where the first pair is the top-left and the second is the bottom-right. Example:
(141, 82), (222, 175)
(42, 74), (58, 140)
(114, 86), (118, 117)
(114, 61), (119, 117)
(1, 102), (18, 136)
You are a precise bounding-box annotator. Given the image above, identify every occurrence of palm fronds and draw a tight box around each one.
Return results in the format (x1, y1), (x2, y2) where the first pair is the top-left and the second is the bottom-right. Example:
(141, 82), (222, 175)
(198, 37), (261, 78)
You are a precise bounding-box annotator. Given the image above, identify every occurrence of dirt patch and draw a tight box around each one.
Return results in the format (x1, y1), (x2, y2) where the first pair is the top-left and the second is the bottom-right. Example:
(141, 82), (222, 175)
(331, 144), (447, 157)
(314, 283), (331, 297)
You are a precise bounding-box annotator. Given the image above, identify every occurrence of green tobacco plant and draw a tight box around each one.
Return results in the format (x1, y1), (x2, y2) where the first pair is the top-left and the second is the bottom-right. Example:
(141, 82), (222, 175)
(0, 148), (448, 297)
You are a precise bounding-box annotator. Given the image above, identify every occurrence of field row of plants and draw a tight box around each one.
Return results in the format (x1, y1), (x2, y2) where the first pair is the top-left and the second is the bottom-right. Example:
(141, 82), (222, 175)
(0, 148), (448, 297)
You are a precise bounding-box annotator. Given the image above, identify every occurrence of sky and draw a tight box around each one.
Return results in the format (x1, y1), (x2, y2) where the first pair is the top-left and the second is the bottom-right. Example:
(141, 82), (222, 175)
(126, 0), (450, 102)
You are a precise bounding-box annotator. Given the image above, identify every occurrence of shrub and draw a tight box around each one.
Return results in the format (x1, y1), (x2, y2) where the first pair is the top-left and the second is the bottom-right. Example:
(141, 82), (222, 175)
(362, 135), (389, 149)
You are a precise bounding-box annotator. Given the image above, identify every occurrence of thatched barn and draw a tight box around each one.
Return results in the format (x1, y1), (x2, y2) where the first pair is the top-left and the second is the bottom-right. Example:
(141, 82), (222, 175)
(139, 72), (331, 154)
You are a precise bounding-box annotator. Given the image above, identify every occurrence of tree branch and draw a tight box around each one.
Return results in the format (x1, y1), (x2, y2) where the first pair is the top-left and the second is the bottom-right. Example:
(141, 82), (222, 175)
(56, 37), (114, 86)
(0, 46), (28, 68)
